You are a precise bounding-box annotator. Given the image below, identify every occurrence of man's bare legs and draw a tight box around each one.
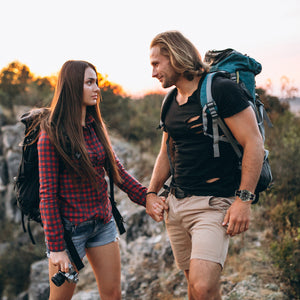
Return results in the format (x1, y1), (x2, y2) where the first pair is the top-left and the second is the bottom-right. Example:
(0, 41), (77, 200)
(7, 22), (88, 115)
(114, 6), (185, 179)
(184, 259), (222, 300)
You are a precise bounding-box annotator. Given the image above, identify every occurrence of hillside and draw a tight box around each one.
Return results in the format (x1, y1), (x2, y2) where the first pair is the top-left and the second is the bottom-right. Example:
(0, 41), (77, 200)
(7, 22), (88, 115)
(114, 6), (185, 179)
(287, 97), (300, 116)
(0, 81), (299, 298)
(0, 114), (292, 299)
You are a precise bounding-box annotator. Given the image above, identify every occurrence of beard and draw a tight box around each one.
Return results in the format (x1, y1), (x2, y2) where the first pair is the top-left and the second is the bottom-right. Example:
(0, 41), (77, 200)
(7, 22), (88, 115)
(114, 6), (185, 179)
(162, 71), (180, 88)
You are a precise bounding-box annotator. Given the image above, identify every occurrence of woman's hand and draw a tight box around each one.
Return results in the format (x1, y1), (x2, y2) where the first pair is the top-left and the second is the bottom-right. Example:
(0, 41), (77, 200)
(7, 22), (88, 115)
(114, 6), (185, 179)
(146, 194), (168, 222)
(49, 250), (71, 273)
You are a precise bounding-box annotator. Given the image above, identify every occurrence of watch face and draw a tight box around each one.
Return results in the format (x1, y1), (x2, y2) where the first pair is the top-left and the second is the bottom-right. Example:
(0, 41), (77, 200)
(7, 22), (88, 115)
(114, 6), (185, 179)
(241, 190), (250, 200)
(235, 190), (255, 202)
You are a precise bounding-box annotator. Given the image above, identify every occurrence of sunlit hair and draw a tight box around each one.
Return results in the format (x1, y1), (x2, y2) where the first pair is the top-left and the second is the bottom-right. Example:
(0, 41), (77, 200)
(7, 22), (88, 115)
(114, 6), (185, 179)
(150, 30), (210, 81)
(41, 60), (121, 187)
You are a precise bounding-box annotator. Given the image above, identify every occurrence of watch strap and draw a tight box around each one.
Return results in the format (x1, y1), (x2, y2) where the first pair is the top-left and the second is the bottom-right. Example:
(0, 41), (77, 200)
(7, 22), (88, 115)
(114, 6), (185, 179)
(235, 189), (256, 202)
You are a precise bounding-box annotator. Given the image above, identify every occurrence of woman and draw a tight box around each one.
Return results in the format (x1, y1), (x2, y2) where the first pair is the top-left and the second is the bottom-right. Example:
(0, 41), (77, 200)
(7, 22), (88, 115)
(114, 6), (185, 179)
(37, 60), (148, 300)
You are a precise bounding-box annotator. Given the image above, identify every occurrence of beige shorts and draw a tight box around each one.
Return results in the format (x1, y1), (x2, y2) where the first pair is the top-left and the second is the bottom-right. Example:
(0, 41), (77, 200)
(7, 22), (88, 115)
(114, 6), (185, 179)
(165, 194), (234, 270)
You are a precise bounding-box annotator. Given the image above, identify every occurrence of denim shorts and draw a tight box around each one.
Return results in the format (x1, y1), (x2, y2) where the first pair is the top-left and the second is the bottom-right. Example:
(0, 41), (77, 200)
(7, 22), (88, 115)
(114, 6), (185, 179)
(46, 216), (119, 261)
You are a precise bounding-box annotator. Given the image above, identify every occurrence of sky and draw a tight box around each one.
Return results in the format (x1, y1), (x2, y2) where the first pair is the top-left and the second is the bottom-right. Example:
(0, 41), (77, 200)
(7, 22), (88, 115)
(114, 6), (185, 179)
(0, 0), (299, 98)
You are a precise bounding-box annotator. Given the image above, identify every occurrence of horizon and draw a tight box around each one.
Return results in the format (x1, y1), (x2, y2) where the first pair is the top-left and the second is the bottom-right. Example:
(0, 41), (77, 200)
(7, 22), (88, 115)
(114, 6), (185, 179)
(0, 0), (299, 99)
(1, 58), (300, 100)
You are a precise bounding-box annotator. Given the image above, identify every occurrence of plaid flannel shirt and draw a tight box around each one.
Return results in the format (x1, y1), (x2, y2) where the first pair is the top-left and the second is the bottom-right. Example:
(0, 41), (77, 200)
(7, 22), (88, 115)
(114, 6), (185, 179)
(38, 115), (147, 252)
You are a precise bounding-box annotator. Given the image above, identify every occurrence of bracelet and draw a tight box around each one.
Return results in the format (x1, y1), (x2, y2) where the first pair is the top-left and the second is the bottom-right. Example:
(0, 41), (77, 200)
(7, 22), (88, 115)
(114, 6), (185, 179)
(146, 191), (157, 195)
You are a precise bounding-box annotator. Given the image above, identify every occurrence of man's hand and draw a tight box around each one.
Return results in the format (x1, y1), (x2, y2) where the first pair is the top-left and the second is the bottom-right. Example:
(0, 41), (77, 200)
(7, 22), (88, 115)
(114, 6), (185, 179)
(146, 194), (168, 222)
(222, 199), (251, 236)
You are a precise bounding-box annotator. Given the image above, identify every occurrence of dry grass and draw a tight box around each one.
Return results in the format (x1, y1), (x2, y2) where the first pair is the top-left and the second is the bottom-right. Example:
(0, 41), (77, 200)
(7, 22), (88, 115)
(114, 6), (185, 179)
(221, 208), (282, 288)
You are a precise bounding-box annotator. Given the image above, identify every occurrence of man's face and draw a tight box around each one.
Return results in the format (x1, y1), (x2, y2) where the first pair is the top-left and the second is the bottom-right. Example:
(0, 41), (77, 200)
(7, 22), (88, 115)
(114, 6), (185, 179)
(150, 45), (180, 88)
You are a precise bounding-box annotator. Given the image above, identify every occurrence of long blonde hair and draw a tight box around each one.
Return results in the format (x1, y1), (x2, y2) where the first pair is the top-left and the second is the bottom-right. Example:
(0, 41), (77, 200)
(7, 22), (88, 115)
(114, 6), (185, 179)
(150, 30), (210, 80)
(41, 60), (122, 187)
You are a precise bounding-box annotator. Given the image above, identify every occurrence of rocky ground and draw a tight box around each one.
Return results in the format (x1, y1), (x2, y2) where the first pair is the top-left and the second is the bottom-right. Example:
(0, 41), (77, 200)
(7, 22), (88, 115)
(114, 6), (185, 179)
(26, 205), (289, 300)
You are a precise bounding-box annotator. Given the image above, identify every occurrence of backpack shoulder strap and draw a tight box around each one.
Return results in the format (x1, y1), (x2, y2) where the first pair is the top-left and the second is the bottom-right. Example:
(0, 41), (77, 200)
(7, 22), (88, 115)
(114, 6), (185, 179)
(200, 72), (223, 157)
(159, 87), (177, 130)
(200, 72), (242, 158)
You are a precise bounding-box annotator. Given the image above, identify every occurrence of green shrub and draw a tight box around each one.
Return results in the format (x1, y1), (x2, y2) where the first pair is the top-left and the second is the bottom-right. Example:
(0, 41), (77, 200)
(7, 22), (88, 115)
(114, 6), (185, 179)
(267, 197), (300, 298)
(269, 198), (300, 235)
(266, 111), (300, 199)
(270, 228), (300, 298)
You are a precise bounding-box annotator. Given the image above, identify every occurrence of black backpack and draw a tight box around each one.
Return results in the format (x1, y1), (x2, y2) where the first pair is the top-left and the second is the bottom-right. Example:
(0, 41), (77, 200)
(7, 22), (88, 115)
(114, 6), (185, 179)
(14, 109), (125, 246)
(160, 49), (273, 203)
(14, 109), (47, 242)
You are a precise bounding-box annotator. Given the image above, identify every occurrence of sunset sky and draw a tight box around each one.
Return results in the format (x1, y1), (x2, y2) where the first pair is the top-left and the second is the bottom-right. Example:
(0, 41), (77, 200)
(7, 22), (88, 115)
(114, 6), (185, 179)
(0, 0), (299, 98)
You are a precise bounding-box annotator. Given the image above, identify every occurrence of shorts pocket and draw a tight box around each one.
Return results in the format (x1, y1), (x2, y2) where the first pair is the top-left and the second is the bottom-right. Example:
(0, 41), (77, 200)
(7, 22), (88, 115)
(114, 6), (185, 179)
(62, 217), (76, 233)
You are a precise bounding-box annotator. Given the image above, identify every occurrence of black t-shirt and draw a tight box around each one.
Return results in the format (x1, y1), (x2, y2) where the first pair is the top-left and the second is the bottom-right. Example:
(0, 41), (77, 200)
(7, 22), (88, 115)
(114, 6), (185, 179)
(164, 74), (250, 197)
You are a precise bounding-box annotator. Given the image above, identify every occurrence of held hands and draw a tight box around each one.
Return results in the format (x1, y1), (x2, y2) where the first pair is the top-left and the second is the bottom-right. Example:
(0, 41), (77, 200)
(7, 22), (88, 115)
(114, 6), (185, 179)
(146, 193), (168, 222)
(222, 198), (251, 236)
(50, 250), (72, 273)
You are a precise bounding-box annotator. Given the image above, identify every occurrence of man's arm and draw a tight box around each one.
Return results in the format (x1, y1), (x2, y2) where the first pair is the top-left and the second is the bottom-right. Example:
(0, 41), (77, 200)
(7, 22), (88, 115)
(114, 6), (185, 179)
(146, 131), (171, 222)
(222, 106), (265, 236)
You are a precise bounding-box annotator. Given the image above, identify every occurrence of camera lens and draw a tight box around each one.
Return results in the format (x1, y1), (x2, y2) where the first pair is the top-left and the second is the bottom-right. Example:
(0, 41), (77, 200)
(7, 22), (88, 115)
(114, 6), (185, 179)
(51, 272), (66, 287)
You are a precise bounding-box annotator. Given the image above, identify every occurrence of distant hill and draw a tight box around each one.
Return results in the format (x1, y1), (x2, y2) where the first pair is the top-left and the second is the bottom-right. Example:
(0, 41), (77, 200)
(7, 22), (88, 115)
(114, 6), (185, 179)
(282, 97), (300, 116)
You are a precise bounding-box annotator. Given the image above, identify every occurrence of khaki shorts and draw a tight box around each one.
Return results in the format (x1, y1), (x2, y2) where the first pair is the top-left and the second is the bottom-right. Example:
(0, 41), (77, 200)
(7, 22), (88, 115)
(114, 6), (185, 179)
(165, 194), (234, 270)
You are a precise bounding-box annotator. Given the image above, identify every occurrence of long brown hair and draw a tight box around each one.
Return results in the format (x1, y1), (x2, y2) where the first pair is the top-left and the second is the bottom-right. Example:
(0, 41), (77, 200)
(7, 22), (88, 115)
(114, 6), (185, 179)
(41, 60), (122, 187)
(150, 30), (210, 81)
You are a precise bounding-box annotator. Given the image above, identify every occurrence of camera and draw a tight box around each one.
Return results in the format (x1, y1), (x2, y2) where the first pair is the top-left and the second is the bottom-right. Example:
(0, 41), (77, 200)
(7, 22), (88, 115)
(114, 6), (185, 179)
(51, 265), (79, 287)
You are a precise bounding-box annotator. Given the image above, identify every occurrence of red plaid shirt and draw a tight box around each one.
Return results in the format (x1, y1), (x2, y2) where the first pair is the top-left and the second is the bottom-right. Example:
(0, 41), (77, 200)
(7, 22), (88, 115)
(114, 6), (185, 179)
(38, 115), (147, 251)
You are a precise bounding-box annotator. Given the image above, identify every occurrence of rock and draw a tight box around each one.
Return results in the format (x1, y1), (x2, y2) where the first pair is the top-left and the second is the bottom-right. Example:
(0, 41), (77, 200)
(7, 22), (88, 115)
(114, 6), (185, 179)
(2, 123), (24, 152)
(3, 183), (18, 222)
(125, 209), (163, 243)
(6, 149), (21, 183)
(266, 292), (290, 300)
(72, 290), (100, 300)
(0, 123), (23, 193)
(0, 156), (8, 189)
(0, 106), (8, 127)
(16, 290), (28, 300)
(265, 283), (279, 292)
(0, 242), (9, 256)
(28, 259), (49, 300)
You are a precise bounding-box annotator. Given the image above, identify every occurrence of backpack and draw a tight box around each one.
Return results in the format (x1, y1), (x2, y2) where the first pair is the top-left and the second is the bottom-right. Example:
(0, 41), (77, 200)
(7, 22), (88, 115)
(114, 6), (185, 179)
(14, 108), (47, 243)
(14, 109), (125, 246)
(160, 48), (273, 203)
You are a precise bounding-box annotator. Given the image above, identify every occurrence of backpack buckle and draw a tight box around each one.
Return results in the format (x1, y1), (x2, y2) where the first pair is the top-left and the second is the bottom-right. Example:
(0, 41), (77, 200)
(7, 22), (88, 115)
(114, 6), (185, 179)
(206, 101), (218, 118)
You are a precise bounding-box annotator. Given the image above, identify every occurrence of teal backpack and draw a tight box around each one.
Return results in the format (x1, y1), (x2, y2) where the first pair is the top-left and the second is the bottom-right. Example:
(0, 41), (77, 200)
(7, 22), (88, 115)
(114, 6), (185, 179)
(160, 49), (273, 203)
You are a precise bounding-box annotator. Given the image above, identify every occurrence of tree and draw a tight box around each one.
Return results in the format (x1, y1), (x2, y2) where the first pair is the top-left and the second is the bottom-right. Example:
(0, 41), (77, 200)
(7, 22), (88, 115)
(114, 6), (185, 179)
(0, 62), (33, 109)
(280, 76), (299, 99)
(256, 88), (289, 115)
(0, 62), (54, 109)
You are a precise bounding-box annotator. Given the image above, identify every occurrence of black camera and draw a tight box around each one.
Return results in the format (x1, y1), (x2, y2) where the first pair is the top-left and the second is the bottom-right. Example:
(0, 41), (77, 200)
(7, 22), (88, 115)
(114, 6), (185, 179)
(51, 265), (79, 287)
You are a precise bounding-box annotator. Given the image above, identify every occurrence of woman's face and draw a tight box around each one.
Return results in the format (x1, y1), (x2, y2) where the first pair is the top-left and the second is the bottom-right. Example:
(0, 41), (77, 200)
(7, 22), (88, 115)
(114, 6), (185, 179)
(82, 67), (100, 107)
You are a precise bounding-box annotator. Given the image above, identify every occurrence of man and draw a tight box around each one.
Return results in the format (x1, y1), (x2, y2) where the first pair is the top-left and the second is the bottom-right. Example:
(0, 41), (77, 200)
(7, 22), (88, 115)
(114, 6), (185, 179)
(145, 31), (264, 300)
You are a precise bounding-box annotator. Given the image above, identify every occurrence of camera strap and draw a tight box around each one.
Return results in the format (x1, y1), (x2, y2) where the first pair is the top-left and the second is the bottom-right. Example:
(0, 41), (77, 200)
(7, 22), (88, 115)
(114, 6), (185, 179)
(108, 168), (126, 235)
(64, 231), (84, 271)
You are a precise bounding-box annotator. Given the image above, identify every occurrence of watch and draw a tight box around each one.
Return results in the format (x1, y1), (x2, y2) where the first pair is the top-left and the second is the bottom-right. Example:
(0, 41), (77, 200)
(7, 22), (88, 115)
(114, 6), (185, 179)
(235, 190), (256, 202)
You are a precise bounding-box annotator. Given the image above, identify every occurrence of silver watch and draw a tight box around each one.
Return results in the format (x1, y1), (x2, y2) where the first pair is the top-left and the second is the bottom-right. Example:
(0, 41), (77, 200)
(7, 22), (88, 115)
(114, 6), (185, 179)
(235, 190), (256, 202)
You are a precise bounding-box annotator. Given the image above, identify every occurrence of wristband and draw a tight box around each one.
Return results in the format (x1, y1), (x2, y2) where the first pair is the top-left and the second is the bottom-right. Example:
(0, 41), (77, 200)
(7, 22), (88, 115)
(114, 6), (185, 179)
(146, 191), (157, 196)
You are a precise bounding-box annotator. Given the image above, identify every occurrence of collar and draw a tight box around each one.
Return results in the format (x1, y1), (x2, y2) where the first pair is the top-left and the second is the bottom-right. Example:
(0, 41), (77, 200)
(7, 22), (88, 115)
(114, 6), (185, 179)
(85, 113), (95, 126)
